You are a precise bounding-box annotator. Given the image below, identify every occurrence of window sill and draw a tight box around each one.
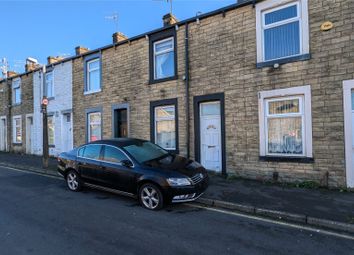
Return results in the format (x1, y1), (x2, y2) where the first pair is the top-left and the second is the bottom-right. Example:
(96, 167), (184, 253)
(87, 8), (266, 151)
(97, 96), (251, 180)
(49, 145), (55, 148)
(48, 97), (55, 101)
(259, 156), (314, 163)
(12, 103), (21, 107)
(84, 89), (102, 95)
(149, 75), (178, 85)
(256, 54), (311, 68)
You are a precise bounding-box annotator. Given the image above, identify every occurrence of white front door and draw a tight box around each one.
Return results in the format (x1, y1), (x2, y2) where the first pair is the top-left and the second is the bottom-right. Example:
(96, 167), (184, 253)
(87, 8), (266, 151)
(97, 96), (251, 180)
(343, 80), (354, 188)
(62, 113), (73, 152)
(26, 117), (34, 154)
(0, 118), (6, 151)
(200, 101), (222, 172)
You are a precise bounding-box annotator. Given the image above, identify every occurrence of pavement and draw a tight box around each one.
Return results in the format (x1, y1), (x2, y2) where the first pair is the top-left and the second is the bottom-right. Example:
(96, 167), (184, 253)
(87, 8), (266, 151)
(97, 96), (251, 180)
(0, 151), (353, 234)
(1, 166), (353, 255)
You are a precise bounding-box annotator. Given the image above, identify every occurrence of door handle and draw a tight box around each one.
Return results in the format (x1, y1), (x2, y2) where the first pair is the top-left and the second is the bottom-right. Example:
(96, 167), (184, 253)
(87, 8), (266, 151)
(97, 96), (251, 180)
(208, 145), (216, 148)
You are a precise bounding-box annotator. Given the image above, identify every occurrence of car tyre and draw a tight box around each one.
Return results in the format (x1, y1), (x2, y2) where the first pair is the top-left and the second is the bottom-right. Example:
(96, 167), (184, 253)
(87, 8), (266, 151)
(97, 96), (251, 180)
(66, 170), (82, 192)
(139, 183), (164, 210)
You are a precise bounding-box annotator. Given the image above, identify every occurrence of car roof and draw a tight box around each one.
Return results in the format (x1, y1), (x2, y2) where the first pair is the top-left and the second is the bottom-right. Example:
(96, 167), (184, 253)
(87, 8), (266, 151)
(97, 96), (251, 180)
(88, 138), (148, 148)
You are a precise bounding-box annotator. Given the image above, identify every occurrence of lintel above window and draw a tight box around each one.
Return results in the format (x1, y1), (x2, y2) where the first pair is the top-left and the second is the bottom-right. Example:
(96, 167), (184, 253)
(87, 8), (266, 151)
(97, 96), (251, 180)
(256, 0), (309, 67)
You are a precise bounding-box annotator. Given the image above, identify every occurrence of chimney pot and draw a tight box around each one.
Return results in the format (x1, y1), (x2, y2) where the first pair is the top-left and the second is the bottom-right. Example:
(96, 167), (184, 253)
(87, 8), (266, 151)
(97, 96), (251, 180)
(47, 56), (64, 65)
(163, 13), (178, 27)
(25, 57), (41, 72)
(7, 71), (18, 78)
(112, 32), (128, 44)
(75, 46), (89, 56)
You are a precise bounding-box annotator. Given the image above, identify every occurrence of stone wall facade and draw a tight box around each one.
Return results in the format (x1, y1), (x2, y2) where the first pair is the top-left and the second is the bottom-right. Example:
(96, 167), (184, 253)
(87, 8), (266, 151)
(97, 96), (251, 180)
(71, 0), (354, 187)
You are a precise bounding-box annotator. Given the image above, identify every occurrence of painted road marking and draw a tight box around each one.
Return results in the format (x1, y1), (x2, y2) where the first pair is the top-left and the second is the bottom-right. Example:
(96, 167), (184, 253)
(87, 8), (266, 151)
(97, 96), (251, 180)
(189, 204), (354, 241)
(2, 165), (354, 241)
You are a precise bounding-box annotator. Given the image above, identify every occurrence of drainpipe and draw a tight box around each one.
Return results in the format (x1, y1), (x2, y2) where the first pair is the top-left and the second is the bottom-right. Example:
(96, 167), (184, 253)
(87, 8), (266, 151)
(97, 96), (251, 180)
(185, 23), (190, 159)
(7, 79), (12, 152)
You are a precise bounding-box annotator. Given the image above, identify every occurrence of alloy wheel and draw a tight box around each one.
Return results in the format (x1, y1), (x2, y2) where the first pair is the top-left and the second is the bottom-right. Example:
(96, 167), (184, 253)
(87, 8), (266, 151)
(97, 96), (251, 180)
(141, 186), (160, 210)
(67, 172), (79, 191)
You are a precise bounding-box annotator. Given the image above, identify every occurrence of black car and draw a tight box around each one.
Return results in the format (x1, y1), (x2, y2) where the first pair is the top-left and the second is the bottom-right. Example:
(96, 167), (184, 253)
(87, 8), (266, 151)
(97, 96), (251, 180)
(57, 138), (209, 210)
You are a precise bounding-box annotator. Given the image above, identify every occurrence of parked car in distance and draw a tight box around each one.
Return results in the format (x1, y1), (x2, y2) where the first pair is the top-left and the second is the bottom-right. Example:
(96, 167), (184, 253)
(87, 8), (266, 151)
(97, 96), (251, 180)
(57, 138), (209, 210)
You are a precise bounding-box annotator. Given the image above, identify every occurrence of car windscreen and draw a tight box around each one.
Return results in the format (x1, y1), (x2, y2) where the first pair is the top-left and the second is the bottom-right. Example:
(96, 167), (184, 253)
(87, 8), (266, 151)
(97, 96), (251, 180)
(123, 141), (169, 164)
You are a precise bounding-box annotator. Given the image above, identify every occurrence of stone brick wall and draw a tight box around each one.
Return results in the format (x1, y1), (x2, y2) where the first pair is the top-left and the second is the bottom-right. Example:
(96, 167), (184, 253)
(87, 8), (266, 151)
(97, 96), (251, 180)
(9, 73), (34, 153)
(72, 0), (354, 187)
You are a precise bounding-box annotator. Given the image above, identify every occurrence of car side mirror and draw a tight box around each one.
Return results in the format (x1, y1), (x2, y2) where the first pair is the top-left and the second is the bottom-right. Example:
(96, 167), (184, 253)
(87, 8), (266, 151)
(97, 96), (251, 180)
(121, 159), (133, 168)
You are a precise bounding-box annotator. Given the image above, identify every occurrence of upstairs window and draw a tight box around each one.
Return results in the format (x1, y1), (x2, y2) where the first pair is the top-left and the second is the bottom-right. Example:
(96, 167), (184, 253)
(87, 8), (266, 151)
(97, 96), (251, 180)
(256, 0), (309, 63)
(85, 57), (101, 94)
(154, 37), (175, 80)
(12, 79), (21, 105)
(45, 72), (54, 98)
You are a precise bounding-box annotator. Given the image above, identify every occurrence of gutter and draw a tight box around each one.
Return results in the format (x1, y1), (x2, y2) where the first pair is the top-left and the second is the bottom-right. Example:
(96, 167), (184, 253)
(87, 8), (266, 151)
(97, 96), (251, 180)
(185, 23), (190, 159)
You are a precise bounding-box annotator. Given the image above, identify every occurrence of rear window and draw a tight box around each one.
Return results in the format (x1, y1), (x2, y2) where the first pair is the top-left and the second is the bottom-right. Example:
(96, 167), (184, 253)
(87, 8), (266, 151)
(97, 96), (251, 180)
(82, 145), (102, 160)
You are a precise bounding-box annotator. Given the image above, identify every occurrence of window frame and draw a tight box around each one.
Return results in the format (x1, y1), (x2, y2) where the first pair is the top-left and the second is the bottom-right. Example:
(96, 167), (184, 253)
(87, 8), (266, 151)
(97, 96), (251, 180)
(47, 114), (55, 147)
(264, 95), (305, 156)
(256, 0), (309, 66)
(78, 144), (103, 161)
(12, 78), (21, 105)
(86, 107), (103, 143)
(258, 85), (312, 159)
(150, 98), (179, 153)
(84, 53), (102, 95)
(12, 115), (22, 144)
(45, 71), (55, 99)
(153, 37), (175, 80)
(149, 28), (177, 84)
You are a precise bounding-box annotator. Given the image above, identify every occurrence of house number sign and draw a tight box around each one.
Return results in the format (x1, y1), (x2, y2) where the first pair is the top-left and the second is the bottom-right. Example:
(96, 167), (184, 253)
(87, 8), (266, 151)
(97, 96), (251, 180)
(320, 21), (333, 31)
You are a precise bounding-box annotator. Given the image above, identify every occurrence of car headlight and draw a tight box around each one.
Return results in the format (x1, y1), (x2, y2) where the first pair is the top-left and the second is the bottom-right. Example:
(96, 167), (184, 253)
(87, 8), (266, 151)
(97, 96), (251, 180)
(167, 178), (192, 186)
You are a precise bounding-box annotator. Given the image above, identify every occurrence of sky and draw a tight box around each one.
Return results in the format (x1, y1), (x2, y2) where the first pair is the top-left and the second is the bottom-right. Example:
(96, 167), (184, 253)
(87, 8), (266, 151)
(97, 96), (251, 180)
(0, 0), (236, 75)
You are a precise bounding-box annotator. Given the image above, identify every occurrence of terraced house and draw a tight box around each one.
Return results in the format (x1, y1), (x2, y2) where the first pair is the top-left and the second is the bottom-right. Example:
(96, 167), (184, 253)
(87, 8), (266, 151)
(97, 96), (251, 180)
(0, 0), (353, 188)
(31, 57), (73, 156)
(70, 0), (354, 188)
(0, 60), (38, 154)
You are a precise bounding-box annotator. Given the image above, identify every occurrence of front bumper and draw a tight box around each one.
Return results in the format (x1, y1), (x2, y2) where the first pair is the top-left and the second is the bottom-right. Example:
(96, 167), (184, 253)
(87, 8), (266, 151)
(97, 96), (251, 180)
(165, 176), (209, 203)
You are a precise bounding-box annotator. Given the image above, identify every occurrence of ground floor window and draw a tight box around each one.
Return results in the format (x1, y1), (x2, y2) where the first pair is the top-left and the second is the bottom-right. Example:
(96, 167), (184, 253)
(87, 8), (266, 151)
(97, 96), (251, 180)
(150, 99), (178, 152)
(47, 115), (55, 146)
(258, 85), (312, 158)
(13, 116), (22, 144)
(87, 112), (101, 142)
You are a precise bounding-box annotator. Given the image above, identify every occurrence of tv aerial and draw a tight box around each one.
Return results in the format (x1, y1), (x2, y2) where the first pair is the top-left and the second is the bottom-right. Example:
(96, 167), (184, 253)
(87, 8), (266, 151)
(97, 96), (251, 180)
(154, 0), (173, 15)
(105, 12), (119, 32)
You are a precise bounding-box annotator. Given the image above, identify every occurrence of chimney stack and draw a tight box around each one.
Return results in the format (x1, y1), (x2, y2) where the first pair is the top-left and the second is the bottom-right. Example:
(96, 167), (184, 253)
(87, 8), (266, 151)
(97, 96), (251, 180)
(25, 57), (40, 72)
(7, 71), (18, 78)
(47, 56), (64, 65)
(112, 32), (128, 44)
(163, 13), (178, 27)
(75, 46), (89, 56)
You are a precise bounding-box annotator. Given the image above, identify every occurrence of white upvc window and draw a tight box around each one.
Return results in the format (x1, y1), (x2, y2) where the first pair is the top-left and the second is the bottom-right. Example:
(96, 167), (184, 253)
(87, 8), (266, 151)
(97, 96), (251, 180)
(154, 37), (175, 80)
(154, 105), (176, 150)
(256, 0), (309, 63)
(86, 58), (101, 93)
(45, 72), (54, 98)
(87, 112), (101, 142)
(47, 115), (55, 146)
(258, 85), (312, 157)
(13, 116), (22, 144)
(12, 79), (21, 105)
